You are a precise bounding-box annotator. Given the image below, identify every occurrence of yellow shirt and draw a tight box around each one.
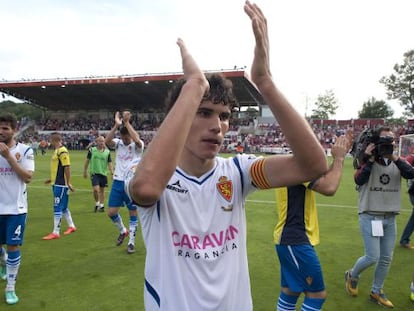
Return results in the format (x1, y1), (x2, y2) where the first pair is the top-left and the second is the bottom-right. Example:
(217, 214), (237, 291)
(274, 182), (320, 246)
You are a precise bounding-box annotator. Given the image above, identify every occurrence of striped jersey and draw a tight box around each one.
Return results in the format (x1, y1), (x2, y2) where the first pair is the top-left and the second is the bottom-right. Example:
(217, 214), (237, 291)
(274, 183), (320, 246)
(0, 143), (34, 214)
(50, 146), (70, 185)
(129, 154), (261, 311)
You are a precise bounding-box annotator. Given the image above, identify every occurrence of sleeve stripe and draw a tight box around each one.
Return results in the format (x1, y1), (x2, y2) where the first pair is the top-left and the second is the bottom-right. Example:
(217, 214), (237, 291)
(250, 158), (271, 189)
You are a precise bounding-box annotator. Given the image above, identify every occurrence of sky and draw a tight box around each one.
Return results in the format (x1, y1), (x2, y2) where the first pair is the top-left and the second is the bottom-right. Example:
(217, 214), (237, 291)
(0, 0), (413, 119)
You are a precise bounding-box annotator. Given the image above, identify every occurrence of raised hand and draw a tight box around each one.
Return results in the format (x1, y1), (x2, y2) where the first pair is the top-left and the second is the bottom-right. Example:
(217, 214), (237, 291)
(176, 38), (209, 93)
(345, 129), (354, 151)
(331, 135), (351, 160)
(244, 0), (271, 86)
(114, 111), (122, 126)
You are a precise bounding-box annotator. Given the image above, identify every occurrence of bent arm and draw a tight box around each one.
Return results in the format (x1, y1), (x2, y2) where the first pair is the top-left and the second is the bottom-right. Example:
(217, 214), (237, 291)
(7, 155), (33, 183)
(244, 1), (327, 187)
(394, 158), (414, 179)
(259, 87), (327, 187)
(105, 112), (122, 149)
(105, 125), (117, 149)
(123, 121), (143, 148)
(64, 166), (71, 186)
(129, 39), (209, 206)
(354, 162), (373, 185)
(311, 134), (352, 196)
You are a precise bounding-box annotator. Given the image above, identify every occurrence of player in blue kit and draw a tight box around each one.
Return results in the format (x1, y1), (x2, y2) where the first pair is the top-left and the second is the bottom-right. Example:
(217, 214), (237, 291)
(274, 134), (352, 311)
(0, 113), (35, 305)
(105, 110), (144, 254)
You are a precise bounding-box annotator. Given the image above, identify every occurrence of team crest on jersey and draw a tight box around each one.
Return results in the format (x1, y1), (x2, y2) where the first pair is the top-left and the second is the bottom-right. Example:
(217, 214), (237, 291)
(15, 152), (21, 161)
(306, 276), (313, 285)
(217, 176), (233, 202)
(125, 164), (138, 181)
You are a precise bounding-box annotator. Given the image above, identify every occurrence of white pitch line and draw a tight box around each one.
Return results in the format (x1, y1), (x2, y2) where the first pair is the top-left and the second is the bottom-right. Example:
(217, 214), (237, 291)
(26, 185), (414, 214)
(244, 199), (414, 213)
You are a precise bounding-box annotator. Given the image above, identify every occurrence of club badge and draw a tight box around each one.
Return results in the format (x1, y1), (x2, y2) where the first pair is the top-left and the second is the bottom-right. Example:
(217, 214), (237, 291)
(217, 176), (233, 203)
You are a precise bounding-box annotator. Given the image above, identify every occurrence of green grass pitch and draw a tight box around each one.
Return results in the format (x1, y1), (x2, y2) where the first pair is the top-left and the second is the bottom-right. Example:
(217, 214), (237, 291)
(6, 151), (414, 310)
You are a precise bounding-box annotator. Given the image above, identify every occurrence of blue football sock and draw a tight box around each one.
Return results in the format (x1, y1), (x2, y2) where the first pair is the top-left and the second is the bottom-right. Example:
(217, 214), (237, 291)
(301, 296), (325, 311)
(276, 291), (298, 311)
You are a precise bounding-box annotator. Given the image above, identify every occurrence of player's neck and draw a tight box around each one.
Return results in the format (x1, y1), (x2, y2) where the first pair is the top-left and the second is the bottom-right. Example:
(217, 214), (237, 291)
(178, 154), (215, 178)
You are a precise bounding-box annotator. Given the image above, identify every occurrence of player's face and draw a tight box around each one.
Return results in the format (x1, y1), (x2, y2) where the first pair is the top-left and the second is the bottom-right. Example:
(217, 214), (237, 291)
(96, 137), (105, 148)
(184, 101), (230, 161)
(120, 134), (131, 145)
(0, 121), (15, 145)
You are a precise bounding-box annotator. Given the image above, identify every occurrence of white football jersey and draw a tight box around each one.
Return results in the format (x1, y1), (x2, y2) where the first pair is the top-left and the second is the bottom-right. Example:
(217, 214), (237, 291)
(0, 143), (35, 215)
(133, 154), (261, 311)
(112, 138), (143, 181)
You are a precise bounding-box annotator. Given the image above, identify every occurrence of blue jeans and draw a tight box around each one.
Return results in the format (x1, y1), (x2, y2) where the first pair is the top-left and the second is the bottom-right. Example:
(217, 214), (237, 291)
(399, 194), (414, 245)
(351, 213), (396, 293)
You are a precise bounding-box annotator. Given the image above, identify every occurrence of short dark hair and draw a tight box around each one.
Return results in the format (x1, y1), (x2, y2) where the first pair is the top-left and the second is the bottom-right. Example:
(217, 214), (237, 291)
(376, 126), (391, 134)
(367, 126), (391, 145)
(0, 112), (17, 129)
(119, 126), (129, 135)
(164, 73), (236, 113)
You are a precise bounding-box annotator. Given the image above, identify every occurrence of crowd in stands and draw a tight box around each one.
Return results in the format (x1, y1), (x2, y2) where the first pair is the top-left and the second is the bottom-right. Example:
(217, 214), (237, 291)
(15, 116), (414, 155)
(38, 115), (162, 132)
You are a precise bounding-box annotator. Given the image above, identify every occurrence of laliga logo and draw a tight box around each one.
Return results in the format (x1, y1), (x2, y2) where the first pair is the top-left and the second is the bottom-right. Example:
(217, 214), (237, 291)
(379, 174), (390, 185)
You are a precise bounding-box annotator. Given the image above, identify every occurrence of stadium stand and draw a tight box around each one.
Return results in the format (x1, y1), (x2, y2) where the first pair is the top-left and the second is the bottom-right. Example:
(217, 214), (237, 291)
(1, 70), (412, 155)
(0, 70), (264, 112)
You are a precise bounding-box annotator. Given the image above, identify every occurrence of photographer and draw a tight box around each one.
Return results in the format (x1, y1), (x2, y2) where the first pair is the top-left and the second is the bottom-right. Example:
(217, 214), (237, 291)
(345, 126), (414, 308)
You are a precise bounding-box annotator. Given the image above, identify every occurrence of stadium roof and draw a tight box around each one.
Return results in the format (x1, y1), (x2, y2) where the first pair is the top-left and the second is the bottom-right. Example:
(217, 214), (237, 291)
(0, 70), (265, 112)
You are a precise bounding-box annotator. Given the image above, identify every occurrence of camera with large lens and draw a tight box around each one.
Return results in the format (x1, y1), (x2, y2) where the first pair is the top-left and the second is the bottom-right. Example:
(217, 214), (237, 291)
(375, 136), (394, 157)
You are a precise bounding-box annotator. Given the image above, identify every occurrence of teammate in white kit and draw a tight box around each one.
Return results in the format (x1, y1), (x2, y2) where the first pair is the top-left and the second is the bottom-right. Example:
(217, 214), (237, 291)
(105, 110), (144, 254)
(126, 2), (328, 310)
(0, 113), (35, 305)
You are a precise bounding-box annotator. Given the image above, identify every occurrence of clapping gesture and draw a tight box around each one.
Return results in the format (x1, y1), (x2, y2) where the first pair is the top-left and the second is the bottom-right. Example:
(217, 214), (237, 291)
(176, 38), (209, 95)
(114, 111), (122, 127)
(244, 0), (271, 86)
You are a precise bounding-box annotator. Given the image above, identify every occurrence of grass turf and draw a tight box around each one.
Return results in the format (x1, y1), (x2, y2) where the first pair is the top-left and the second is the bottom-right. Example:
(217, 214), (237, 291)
(4, 151), (414, 310)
